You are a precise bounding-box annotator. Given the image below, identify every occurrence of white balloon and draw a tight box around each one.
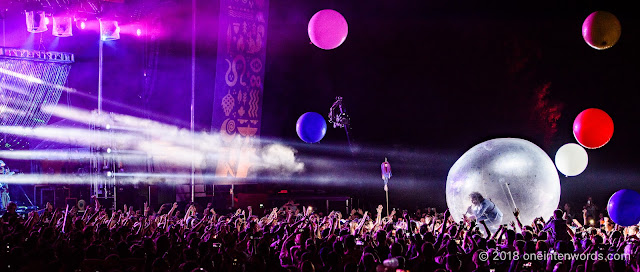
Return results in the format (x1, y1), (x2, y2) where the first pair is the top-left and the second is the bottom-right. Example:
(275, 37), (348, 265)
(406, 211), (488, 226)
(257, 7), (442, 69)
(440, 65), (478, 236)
(446, 138), (561, 226)
(555, 143), (588, 176)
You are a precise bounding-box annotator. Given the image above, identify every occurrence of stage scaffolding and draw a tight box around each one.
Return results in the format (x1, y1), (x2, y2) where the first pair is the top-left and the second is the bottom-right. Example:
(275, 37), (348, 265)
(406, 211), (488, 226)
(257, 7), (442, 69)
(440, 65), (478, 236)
(0, 47), (73, 150)
(0, 47), (74, 208)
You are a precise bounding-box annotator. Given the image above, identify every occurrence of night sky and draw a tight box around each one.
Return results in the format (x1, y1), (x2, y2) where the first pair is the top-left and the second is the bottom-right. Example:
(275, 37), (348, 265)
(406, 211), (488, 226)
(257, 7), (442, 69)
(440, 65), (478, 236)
(1, 0), (639, 210)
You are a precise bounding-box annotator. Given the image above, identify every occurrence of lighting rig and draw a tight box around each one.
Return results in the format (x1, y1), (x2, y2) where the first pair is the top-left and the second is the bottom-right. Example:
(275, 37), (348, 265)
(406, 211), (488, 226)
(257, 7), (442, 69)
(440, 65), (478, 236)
(4, 0), (154, 40)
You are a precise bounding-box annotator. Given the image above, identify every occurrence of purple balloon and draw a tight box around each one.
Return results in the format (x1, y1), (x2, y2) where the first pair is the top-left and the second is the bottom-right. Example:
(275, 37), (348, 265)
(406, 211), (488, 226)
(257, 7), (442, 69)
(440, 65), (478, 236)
(607, 189), (640, 226)
(296, 112), (327, 143)
(308, 9), (348, 50)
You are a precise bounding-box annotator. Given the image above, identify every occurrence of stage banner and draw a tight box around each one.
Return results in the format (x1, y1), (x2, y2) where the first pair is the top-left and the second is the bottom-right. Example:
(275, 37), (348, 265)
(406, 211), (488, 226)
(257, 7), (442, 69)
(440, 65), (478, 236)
(211, 0), (268, 178)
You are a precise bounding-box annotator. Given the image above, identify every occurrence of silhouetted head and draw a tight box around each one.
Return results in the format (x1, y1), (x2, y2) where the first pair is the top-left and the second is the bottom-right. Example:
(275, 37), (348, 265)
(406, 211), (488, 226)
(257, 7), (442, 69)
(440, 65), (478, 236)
(553, 209), (564, 219)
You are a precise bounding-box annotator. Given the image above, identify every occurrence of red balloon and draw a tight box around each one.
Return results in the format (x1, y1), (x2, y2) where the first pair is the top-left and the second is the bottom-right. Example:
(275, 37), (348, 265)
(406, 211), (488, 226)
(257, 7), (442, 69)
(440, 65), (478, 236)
(573, 108), (614, 149)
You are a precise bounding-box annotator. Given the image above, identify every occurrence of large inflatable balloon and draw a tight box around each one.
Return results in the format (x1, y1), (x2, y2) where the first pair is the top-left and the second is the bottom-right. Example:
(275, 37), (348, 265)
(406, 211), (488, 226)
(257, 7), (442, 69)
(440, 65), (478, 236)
(308, 9), (348, 50)
(296, 112), (327, 143)
(446, 138), (561, 226)
(573, 108), (614, 149)
(555, 143), (588, 176)
(582, 11), (621, 50)
(607, 189), (640, 226)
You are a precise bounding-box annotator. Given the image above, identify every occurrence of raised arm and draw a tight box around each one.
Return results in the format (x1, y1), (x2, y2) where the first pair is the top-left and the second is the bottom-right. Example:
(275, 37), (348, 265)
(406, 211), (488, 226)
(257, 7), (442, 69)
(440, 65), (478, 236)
(435, 209), (450, 248)
(480, 220), (492, 237)
(491, 225), (504, 241)
(168, 202), (178, 217)
(143, 202), (149, 217)
(513, 208), (524, 232)
(572, 218), (583, 229)
(354, 211), (369, 236)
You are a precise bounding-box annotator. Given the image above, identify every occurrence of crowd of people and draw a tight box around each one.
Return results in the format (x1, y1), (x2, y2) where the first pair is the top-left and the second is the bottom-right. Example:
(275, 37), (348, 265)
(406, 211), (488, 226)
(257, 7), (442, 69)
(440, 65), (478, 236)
(0, 195), (639, 272)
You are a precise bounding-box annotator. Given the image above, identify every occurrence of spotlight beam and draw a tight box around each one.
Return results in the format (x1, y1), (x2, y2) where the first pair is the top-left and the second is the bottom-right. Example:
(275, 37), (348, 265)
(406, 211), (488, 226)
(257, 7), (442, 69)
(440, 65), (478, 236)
(0, 67), (76, 93)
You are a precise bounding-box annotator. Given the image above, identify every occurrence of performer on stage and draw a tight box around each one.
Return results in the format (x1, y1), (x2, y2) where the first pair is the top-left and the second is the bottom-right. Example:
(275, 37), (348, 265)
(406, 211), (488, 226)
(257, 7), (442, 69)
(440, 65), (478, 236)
(0, 160), (10, 210)
(464, 192), (503, 232)
(0, 184), (8, 210)
(328, 96), (349, 128)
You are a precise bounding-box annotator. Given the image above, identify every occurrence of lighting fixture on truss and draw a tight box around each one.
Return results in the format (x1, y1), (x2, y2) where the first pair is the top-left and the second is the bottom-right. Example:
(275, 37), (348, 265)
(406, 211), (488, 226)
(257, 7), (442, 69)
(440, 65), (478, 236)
(25, 10), (48, 33)
(75, 18), (87, 30)
(99, 19), (120, 41)
(53, 16), (73, 37)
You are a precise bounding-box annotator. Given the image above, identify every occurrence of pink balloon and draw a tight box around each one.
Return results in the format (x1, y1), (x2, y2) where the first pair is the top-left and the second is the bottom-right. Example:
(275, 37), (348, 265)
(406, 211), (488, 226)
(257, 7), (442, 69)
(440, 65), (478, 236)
(308, 9), (348, 50)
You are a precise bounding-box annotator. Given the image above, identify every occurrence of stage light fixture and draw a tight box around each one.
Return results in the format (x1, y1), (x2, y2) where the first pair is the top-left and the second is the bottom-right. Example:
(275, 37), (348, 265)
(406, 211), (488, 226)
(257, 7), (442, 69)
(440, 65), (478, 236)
(99, 19), (120, 41)
(75, 18), (87, 30)
(53, 16), (73, 37)
(25, 11), (48, 33)
(136, 29), (142, 36)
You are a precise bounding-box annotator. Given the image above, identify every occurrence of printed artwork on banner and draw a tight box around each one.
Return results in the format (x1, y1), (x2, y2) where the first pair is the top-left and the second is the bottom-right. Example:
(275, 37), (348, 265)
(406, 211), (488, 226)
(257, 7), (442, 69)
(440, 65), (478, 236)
(212, 0), (268, 178)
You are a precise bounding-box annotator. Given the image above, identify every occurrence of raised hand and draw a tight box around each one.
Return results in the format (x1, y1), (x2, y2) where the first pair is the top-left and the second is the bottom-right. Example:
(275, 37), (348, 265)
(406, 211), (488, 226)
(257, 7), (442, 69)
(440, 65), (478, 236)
(513, 208), (520, 218)
(469, 220), (476, 229)
(376, 205), (383, 214)
(173, 202), (179, 209)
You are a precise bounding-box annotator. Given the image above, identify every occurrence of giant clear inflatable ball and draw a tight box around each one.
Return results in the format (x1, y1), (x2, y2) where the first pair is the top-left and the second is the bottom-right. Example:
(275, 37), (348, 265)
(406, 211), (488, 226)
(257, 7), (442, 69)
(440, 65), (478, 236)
(446, 138), (561, 226)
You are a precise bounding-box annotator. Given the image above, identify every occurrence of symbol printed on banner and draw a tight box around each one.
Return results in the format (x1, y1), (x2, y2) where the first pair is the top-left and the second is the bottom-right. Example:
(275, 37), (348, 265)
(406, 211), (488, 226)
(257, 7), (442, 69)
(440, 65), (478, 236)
(250, 58), (262, 73)
(238, 106), (245, 117)
(250, 75), (261, 88)
(248, 90), (259, 117)
(222, 91), (235, 116)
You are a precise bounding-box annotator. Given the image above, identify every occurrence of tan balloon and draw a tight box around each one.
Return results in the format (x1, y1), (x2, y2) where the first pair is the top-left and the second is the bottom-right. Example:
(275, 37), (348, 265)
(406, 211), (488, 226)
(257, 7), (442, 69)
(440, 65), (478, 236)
(582, 11), (621, 50)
